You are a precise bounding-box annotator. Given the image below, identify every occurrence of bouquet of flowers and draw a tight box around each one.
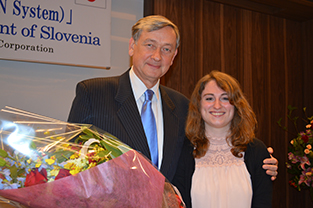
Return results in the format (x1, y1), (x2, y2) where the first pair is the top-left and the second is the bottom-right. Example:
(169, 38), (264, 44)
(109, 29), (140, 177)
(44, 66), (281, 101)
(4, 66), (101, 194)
(278, 105), (313, 200)
(0, 106), (185, 208)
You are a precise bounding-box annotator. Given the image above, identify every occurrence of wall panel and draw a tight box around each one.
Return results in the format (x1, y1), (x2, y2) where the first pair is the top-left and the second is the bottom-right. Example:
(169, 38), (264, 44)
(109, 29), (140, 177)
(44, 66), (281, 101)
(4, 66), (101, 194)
(145, 0), (313, 207)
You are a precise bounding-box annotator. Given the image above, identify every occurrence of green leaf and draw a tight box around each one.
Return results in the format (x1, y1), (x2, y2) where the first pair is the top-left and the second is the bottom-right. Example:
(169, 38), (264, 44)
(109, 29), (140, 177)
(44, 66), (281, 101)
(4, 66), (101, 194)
(81, 128), (94, 137)
(79, 134), (93, 141)
(99, 140), (123, 159)
(29, 141), (37, 150)
(17, 168), (25, 177)
(9, 165), (18, 182)
(97, 150), (110, 158)
(288, 105), (297, 112)
(0, 158), (7, 166)
(293, 116), (299, 122)
(0, 149), (8, 158)
(49, 150), (74, 163)
(277, 118), (282, 127)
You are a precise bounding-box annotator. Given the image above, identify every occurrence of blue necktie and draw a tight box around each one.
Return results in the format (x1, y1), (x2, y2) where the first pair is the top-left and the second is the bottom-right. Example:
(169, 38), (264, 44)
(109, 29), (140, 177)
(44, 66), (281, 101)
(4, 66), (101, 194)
(141, 89), (158, 168)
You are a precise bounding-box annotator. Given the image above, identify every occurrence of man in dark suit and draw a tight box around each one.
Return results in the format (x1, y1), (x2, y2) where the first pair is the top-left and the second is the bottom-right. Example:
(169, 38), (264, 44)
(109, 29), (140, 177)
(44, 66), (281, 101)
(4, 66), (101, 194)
(68, 15), (278, 186)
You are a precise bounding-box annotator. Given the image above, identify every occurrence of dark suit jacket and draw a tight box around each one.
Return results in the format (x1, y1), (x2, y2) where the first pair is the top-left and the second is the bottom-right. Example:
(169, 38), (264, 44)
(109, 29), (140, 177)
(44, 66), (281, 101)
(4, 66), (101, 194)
(67, 69), (190, 182)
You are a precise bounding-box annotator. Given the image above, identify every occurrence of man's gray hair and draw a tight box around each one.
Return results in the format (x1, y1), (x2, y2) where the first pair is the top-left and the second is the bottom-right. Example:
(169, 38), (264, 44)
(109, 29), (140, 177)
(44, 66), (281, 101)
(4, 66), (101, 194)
(131, 15), (180, 49)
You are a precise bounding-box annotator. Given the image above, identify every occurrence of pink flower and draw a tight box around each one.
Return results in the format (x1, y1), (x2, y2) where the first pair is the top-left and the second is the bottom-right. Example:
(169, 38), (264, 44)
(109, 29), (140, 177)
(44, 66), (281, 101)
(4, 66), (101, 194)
(299, 156), (311, 170)
(298, 174), (307, 186)
(298, 168), (313, 187)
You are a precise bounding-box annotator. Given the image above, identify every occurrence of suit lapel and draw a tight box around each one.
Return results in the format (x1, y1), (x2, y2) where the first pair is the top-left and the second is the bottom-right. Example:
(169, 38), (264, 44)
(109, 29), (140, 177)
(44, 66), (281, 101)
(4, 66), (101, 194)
(159, 86), (179, 174)
(115, 70), (151, 158)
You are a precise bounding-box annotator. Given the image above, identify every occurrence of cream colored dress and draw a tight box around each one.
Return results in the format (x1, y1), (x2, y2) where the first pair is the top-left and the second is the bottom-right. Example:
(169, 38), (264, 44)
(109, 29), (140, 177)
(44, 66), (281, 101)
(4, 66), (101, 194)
(191, 136), (252, 208)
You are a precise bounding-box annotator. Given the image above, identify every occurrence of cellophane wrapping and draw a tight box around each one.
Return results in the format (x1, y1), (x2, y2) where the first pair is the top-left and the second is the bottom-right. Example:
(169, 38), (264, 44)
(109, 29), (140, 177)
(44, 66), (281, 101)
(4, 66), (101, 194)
(0, 106), (185, 208)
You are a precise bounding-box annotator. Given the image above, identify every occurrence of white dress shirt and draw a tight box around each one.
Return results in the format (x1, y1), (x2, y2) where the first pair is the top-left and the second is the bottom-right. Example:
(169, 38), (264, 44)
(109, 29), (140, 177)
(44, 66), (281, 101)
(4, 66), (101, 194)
(129, 67), (164, 169)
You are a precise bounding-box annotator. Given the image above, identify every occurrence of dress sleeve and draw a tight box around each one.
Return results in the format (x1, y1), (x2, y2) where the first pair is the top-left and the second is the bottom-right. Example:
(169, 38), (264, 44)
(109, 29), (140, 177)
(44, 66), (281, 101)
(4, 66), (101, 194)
(244, 138), (273, 208)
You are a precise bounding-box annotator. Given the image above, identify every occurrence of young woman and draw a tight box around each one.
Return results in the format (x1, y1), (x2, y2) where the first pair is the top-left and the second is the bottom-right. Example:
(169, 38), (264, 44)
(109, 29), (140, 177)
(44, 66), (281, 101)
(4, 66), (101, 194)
(174, 71), (273, 208)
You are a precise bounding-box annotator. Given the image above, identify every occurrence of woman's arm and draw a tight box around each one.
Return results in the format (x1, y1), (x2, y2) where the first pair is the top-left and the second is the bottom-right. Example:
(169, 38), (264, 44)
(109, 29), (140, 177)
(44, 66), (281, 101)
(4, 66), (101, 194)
(245, 138), (273, 208)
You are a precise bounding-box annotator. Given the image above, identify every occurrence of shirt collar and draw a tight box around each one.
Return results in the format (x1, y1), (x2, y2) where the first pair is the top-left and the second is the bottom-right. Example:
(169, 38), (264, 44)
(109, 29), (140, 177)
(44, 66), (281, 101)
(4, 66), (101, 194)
(129, 66), (160, 101)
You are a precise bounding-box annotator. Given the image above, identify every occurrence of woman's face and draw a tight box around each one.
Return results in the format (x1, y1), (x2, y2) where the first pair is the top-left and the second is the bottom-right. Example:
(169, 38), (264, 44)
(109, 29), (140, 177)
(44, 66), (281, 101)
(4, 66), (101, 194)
(200, 80), (235, 132)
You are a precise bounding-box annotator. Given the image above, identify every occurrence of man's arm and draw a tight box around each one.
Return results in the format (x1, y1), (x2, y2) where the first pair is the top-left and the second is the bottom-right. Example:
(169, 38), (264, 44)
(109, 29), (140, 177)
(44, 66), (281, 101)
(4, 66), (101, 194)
(263, 147), (278, 181)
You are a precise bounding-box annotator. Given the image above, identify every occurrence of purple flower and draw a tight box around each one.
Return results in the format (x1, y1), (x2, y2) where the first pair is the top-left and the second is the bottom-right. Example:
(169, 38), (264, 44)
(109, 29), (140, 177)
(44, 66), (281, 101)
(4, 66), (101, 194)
(288, 152), (299, 163)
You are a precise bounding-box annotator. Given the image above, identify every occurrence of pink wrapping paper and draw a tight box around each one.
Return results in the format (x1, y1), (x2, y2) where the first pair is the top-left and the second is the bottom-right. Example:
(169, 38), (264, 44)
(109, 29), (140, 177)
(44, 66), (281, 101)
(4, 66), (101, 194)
(0, 150), (166, 208)
(0, 107), (183, 208)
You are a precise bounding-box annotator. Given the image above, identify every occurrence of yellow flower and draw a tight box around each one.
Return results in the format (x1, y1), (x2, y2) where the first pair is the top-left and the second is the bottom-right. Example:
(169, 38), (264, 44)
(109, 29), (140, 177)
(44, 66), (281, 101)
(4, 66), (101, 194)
(35, 159), (42, 168)
(290, 140), (294, 145)
(50, 166), (61, 176)
(62, 143), (70, 148)
(88, 162), (97, 169)
(304, 149), (310, 154)
(307, 144), (312, 150)
(64, 162), (74, 170)
(44, 131), (50, 135)
(69, 165), (82, 175)
(45, 156), (56, 165)
(306, 124), (311, 129)
(70, 152), (79, 159)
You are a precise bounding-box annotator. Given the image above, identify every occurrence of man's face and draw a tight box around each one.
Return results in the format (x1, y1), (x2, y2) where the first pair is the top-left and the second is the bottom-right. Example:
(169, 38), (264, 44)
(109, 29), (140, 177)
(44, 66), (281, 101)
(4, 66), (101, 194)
(129, 26), (178, 88)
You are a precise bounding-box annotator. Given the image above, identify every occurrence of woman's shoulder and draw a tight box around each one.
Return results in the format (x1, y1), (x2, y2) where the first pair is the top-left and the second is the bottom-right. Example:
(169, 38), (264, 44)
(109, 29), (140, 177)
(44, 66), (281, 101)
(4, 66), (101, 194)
(245, 138), (270, 159)
(247, 138), (267, 150)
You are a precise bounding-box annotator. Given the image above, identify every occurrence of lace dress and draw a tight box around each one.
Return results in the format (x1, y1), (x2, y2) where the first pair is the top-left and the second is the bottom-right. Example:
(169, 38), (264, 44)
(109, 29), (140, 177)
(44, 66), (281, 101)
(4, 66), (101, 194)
(191, 136), (252, 208)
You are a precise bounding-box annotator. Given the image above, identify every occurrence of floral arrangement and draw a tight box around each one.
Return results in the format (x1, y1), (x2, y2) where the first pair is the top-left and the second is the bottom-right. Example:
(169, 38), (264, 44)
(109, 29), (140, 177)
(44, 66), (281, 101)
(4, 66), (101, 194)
(0, 106), (185, 208)
(278, 105), (313, 200)
(0, 125), (122, 190)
